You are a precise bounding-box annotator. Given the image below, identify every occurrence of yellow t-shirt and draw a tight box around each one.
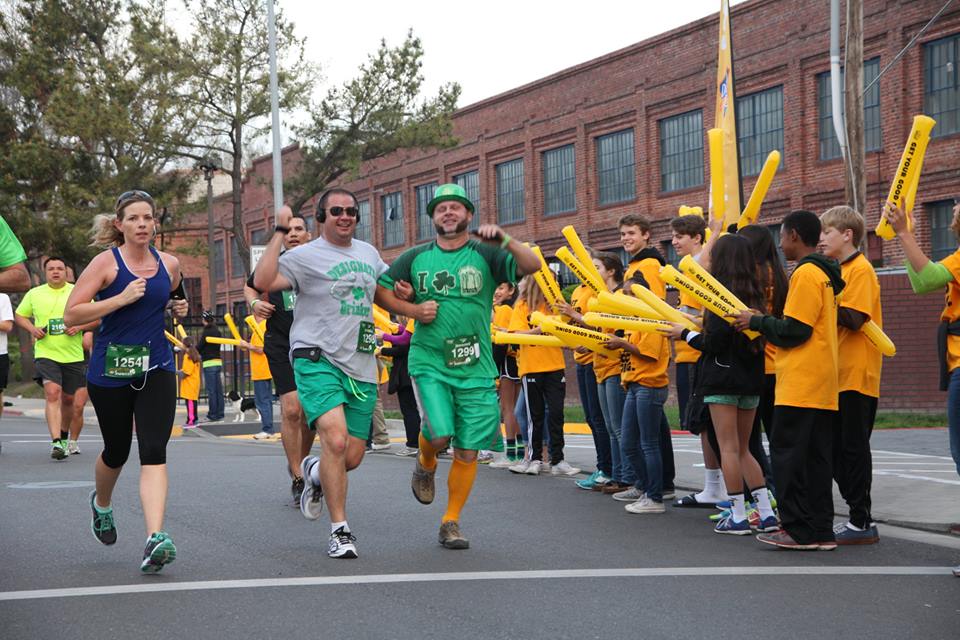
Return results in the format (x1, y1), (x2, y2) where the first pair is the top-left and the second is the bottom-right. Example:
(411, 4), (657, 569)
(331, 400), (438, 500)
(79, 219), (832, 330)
(570, 285), (597, 366)
(674, 289), (702, 364)
(838, 253), (882, 397)
(774, 262), (839, 410)
(15, 283), (84, 363)
(509, 299), (566, 377)
(593, 349), (621, 383)
(180, 355), (201, 401)
(250, 323), (272, 381)
(938, 249), (960, 372)
(625, 257), (666, 299)
(620, 330), (670, 388)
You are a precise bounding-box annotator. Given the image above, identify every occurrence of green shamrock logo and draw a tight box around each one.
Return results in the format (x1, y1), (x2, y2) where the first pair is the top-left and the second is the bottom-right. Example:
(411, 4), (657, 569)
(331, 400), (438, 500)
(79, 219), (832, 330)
(433, 270), (456, 294)
(351, 286), (365, 301)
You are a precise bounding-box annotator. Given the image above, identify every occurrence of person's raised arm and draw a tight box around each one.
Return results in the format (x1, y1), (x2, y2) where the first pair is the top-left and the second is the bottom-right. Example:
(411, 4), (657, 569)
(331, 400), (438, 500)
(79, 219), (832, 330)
(473, 224), (541, 276)
(0, 263), (29, 293)
(64, 252), (142, 326)
(887, 202), (931, 273)
(253, 206), (294, 293)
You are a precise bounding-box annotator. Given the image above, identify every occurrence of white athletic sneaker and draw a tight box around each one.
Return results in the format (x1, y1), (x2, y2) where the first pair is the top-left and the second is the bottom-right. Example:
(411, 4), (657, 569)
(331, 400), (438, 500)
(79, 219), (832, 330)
(522, 460), (543, 475)
(550, 460), (581, 476)
(625, 496), (666, 514)
(370, 442), (392, 451)
(252, 431), (273, 440)
(394, 446), (418, 457)
(508, 459), (531, 474)
(299, 456), (324, 521)
(328, 526), (358, 559)
(477, 450), (495, 464)
(68, 440), (81, 455)
(612, 487), (645, 502)
(488, 455), (514, 469)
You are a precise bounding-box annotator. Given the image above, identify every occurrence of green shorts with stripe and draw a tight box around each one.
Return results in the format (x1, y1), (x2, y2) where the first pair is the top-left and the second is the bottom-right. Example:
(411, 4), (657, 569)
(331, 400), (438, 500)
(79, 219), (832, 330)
(411, 374), (501, 451)
(293, 356), (377, 440)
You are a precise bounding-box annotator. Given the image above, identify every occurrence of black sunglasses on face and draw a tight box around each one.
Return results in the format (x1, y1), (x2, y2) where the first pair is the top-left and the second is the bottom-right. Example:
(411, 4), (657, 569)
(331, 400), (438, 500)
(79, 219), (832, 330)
(321, 206), (359, 218)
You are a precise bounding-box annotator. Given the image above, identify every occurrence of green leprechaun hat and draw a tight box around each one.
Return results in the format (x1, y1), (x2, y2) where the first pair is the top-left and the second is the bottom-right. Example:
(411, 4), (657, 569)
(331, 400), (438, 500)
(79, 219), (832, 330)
(427, 183), (475, 216)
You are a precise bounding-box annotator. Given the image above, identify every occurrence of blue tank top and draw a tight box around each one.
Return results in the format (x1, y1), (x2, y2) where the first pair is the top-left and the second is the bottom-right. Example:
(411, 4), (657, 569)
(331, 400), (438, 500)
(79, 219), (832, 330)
(87, 246), (174, 387)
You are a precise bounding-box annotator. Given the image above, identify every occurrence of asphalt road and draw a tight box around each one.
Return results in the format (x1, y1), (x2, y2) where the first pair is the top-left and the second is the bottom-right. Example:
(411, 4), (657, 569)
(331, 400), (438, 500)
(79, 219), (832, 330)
(1, 416), (957, 640)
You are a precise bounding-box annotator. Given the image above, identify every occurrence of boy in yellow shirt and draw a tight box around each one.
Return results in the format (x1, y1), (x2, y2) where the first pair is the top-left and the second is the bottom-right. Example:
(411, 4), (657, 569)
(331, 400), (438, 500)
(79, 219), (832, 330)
(819, 206), (882, 545)
(735, 210), (844, 550)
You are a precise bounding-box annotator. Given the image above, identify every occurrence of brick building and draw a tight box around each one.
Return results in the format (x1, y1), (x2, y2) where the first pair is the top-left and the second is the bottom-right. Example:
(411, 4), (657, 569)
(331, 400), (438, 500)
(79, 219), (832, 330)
(173, 0), (960, 411)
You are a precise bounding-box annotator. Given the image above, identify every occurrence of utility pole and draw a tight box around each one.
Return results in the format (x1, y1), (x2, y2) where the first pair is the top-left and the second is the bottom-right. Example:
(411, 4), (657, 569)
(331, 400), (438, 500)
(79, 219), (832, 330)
(200, 156), (220, 312)
(845, 0), (866, 220)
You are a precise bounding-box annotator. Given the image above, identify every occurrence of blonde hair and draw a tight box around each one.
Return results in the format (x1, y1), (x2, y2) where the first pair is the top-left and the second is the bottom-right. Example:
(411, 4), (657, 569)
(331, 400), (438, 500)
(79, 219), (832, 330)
(520, 274), (546, 312)
(820, 205), (865, 247)
(90, 213), (124, 248)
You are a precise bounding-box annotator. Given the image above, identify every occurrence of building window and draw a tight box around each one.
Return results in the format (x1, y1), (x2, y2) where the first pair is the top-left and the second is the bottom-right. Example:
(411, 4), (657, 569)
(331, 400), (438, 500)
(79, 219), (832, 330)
(454, 170), (481, 231)
(543, 144), (575, 215)
(929, 200), (958, 260)
(382, 191), (404, 248)
(737, 86), (784, 176)
(213, 239), (225, 281)
(415, 182), (439, 241)
(250, 229), (268, 246)
(496, 158), (525, 225)
(354, 200), (371, 243)
(215, 303), (226, 321)
(925, 34), (960, 138)
(230, 236), (245, 278)
(660, 110), (704, 192)
(596, 129), (635, 205)
(818, 58), (882, 160)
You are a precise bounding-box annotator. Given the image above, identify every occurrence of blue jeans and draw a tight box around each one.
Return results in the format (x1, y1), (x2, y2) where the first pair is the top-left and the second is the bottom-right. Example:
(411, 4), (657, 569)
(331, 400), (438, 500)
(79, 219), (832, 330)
(203, 365), (224, 420)
(622, 383), (669, 502)
(253, 379), (274, 432)
(577, 363), (611, 476)
(597, 375), (635, 485)
(948, 369), (960, 476)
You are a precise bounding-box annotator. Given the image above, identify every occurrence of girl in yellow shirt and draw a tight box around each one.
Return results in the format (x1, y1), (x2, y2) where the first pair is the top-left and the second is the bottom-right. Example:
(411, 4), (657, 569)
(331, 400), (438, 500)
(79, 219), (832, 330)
(178, 337), (201, 428)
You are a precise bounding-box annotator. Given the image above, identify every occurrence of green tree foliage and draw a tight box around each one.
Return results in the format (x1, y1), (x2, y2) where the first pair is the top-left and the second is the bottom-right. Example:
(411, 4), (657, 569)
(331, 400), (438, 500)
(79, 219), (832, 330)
(290, 30), (461, 210)
(0, 0), (194, 270)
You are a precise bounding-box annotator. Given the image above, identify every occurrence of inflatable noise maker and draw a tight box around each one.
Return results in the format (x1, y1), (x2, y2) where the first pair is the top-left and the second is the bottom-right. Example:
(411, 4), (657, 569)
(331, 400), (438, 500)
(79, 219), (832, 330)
(560, 226), (608, 293)
(530, 246), (565, 309)
(372, 306), (400, 334)
(707, 128), (726, 226)
(164, 331), (185, 350)
(492, 331), (565, 348)
(675, 256), (762, 340)
(582, 312), (674, 335)
(659, 264), (759, 339)
(628, 283), (699, 332)
(244, 315), (264, 342)
(590, 291), (664, 321)
(737, 150), (780, 229)
(205, 336), (243, 346)
(174, 322), (187, 340)
(528, 310), (620, 359)
(862, 320), (896, 357)
(223, 312), (243, 341)
(555, 247), (606, 294)
(876, 114), (936, 240)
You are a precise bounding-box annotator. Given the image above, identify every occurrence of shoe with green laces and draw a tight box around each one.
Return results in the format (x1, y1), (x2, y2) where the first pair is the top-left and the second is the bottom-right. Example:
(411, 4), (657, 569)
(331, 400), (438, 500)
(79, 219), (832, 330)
(89, 490), (117, 545)
(140, 531), (177, 573)
(51, 440), (67, 460)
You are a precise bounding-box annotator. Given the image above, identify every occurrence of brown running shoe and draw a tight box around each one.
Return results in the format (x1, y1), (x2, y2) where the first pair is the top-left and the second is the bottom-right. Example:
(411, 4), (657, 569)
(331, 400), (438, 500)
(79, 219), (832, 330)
(411, 459), (436, 504)
(601, 482), (628, 494)
(438, 521), (470, 549)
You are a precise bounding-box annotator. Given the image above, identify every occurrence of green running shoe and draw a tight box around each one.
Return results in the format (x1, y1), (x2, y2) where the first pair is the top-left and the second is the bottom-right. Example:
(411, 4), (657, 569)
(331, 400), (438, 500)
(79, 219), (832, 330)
(140, 531), (176, 573)
(89, 490), (117, 545)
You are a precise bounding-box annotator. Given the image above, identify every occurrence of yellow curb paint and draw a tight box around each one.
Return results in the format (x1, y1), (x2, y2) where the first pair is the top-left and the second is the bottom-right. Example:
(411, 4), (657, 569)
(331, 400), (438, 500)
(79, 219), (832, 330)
(171, 426), (183, 438)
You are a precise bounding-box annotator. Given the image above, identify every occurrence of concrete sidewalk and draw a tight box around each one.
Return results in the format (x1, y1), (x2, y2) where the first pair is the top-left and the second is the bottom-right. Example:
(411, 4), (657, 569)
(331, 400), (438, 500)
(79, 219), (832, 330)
(5, 396), (958, 533)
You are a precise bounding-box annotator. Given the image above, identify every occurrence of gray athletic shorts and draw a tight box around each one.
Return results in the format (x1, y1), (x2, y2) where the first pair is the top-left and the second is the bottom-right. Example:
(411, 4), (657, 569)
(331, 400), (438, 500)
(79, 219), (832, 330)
(34, 358), (86, 394)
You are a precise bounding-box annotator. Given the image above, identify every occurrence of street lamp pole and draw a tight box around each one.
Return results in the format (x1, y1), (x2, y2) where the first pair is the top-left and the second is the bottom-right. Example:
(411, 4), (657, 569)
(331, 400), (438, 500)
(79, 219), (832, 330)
(199, 157), (219, 312)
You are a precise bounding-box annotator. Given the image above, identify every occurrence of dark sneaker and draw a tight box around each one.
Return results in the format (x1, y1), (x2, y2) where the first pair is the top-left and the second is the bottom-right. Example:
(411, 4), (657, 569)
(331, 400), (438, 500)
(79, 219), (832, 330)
(140, 531), (177, 573)
(438, 521), (470, 549)
(299, 456), (324, 521)
(51, 440), (67, 460)
(89, 490), (117, 545)
(290, 476), (305, 507)
(714, 515), (752, 535)
(833, 522), (879, 545)
(756, 530), (819, 550)
(328, 526), (358, 559)
(752, 514), (781, 533)
(411, 459), (436, 505)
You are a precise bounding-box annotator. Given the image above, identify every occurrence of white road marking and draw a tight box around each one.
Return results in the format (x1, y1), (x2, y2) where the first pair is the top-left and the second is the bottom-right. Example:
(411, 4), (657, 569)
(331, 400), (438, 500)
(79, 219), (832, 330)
(872, 471), (960, 485)
(0, 566), (952, 602)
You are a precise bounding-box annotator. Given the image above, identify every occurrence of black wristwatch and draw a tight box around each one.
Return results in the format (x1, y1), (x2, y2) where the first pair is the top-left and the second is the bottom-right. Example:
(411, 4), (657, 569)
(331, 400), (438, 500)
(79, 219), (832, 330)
(274, 225), (290, 235)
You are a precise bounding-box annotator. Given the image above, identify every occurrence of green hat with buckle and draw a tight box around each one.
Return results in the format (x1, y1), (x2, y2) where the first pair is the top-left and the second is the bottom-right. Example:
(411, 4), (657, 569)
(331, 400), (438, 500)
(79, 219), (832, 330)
(427, 183), (475, 216)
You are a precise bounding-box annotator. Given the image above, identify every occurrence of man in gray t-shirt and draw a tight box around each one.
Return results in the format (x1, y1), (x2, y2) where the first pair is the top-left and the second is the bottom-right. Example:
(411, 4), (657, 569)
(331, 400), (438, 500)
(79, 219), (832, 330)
(253, 191), (434, 560)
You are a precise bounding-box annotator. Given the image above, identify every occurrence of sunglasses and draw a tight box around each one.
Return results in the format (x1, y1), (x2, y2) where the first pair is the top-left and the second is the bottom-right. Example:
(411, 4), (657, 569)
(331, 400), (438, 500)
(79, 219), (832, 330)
(321, 206), (359, 218)
(115, 190), (155, 211)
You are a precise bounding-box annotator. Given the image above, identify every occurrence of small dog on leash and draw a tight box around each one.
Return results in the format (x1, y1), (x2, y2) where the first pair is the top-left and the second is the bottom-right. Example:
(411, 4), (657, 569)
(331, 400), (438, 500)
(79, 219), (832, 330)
(228, 390), (261, 423)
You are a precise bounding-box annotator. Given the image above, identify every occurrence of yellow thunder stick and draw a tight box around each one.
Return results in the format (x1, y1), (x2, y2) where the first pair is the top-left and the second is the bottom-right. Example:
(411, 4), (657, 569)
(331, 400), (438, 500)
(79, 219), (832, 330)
(737, 150), (780, 229)
(560, 226), (607, 291)
(530, 246), (565, 307)
(582, 312), (674, 335)
(372, 305), (399, 334)
(174, 322), (187, 339)
(593, 291), (663, 321)
(556, 246), (606, 293)
(164, 331), (185, 350)
(629, 284), (698, 331)
(205, 336), (243, 346)
(862, 320), (896, 357)
(223, 313), (242, 341)
(660, 265), (760, 339)
(707, 128), (726, 225)
(244, 315), (264, 342)
(538, 316), (621, 359)
(876, 114), (936, 240)
(493, 331), (566, 348)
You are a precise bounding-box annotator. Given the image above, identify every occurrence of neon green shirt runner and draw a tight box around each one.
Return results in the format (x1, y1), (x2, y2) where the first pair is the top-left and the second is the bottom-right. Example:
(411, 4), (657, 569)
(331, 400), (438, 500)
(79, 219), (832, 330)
(16, 283), (84, 363)
(379, 239), (517, 380)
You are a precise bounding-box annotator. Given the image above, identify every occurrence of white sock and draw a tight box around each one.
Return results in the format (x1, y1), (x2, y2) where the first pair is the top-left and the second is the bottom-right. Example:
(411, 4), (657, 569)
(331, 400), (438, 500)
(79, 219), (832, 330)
(751, 486), (775, 519)
(730, 493), (747, 522)
(716, 471), (731, 501)
(695, 468), (723, 501)
(331, 521), (348, 534)
(309, 459), (321, 485)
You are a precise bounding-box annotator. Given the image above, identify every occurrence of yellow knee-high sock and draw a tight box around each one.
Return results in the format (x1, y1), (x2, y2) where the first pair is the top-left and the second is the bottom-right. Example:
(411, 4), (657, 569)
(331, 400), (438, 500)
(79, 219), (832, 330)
(418, 432), (438, 471)
(442, 458), (478, 523)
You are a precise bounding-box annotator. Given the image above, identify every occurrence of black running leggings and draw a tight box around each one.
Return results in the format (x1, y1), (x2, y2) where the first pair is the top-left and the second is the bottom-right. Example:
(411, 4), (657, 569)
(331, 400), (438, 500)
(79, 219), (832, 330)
(88, 370), (177, 468)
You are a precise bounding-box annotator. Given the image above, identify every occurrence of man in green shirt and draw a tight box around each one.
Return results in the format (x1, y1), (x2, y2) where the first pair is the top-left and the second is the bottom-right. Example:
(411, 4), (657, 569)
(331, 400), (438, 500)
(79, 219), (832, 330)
(0, 214), (30, 293)
(376, 183), (540, 549)
(15, 257), (91, 460)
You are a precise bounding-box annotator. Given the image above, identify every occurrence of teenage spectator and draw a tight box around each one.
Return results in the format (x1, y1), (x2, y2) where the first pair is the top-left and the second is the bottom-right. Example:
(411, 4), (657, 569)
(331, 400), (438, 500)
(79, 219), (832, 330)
(197, 311), (224, 422)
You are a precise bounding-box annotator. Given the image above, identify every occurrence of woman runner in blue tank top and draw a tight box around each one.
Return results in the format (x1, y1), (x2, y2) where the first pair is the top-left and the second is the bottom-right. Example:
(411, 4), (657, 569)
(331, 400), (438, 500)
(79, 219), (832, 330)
(65, 190), (188, 573)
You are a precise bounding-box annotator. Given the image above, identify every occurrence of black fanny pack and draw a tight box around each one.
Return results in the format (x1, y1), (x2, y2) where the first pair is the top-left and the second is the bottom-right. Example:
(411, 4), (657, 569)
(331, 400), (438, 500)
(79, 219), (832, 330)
(937, 320), (960, 391)
(292, 347), (322, 362)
